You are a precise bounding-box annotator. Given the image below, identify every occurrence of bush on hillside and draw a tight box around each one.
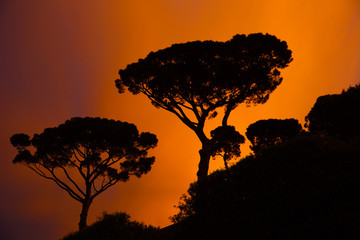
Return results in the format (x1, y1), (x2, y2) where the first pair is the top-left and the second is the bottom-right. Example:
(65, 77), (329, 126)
(61, 212), (160, 240)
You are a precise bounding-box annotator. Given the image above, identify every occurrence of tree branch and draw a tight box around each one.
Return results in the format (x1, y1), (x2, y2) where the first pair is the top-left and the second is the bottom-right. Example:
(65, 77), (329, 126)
(25, 163), (54, 180)
(58, 165), (85, 197)
(74, 146), (86, 159)
(88, 154), (125, 183)
(38, 163), (84, 202)
(70, 149), (87, 179)
(140, 86), (199, 130)
(91, 179), (117, 200)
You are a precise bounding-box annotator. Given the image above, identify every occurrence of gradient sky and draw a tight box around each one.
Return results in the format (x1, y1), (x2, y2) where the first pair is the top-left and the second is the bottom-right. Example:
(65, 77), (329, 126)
(1, 0), (360, 239)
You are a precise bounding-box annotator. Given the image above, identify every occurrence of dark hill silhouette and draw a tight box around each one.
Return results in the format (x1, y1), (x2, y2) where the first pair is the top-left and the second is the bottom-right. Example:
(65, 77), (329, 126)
(166, 84), (360, 239)
(169, 134), (360, 240)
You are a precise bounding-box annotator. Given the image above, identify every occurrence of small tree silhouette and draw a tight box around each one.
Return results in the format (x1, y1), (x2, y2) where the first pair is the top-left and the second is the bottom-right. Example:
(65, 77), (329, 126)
(246, 118), (302, 154)
(209, 126), (245, 172)
(10, 117), (158, 230)
(116, 33), (292, 182)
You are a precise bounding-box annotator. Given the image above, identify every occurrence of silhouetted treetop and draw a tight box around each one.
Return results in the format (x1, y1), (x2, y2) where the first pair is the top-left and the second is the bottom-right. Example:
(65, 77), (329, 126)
(210, 126), (245, 171)
(116, 33), (292, 182)
(11, 117), (157, 174)
(305, 84), (360, 138)
(117, 33), (292, 124)
(10, 117), (158, 230)
(246, 118), (303, 153)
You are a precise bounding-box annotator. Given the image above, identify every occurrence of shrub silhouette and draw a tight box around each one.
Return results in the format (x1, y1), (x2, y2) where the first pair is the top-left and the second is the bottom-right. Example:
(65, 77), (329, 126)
(246, 118), (303, 153)
(61, 212), (160, 240)
(305, 84), (360, 138)
(209, 125), (245, 172)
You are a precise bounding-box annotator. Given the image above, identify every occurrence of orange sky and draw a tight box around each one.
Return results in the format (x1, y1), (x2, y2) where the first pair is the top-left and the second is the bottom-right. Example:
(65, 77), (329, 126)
(1, 0), (360, 239)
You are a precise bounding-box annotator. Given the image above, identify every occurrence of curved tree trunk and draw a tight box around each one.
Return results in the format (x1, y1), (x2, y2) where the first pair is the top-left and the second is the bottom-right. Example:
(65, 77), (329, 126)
(222, 102), (237, 127)
(78, 198), (92, 230)
(223, 156), (230, 172)
(196, 141), (212, 183)
(197, 149), (210, 183)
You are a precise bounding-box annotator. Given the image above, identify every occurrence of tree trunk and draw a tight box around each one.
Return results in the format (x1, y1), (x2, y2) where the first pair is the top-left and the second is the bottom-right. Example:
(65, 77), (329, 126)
(78, 198), (92, 230)
(196, 142), (211, 183)
(222, 102), (237, 127)
(223, 157), (229, 172)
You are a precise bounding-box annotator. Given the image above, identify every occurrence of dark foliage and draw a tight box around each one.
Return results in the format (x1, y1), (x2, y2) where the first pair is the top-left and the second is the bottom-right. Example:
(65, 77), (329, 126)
(305, 84), (360, 138)
(116, 33), (292, 182)
(170, 135), (360, 239)
(209, 125), (245, 171)
(246, 118), (303, 153)
(61, 212), (160, 240)
(10, 117), (158, 230)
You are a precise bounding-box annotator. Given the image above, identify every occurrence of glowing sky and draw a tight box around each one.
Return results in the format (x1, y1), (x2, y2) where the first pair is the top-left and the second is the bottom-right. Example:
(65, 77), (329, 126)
(1, 0), (360, 239)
